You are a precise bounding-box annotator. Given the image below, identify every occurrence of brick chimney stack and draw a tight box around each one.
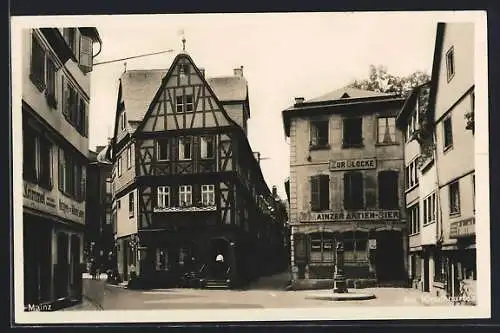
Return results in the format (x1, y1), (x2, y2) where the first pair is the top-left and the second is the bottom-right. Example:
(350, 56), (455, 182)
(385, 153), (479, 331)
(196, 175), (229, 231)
(233, 66), (244, 77)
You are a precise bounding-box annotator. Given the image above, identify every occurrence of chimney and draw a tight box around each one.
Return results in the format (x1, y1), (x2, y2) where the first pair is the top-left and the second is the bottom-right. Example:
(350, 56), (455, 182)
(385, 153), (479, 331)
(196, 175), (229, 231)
(199, 68), (205, 77)
(272, 186), (278, 198)
(233, 65), (244, 77)
(294, 97), (305, 105)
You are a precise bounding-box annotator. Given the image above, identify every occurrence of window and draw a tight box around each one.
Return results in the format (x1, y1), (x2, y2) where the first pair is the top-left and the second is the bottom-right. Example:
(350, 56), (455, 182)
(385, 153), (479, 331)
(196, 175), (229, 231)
(62, 78), (88, 137)
(201, 185), (215, 206)
(423, 192), (437, 225)
(310, 120), (329, 148)
(23, 127), (52, 189)
(117, 156), (122, 177)
(406, 159), (419, 189)
(472, 174), (475, 213)
(344, 171), (363, 209)
(129, 192), (134, 218)
(449, 181), (460, 215)
(126, 147), (132, 169)
(178, 137), (192, 160)
(309, 233), (335, 263)
(63, 28), (78, 54)
(434, 252), (445, 283)
(45, 58), (57, 108)
(377, 117), (397, 144)
(378, 171), (399, 209)
(179, 185), (192, 206)
(446, 47), (455, 82)
(156, 139), (170, 161)
(200, 136), (215, 159)
(58, 148), (85, 200)
(443, 117), (453, 150)
(343, 118), (363, 147)
(408, 204), (420, 234)
(157, 186), (170, 208)
(30, 35), (46, 91)
(310, 174), (329, 211)
(120, 112), (127, 130)
(117, 200), (121, 209)
(176, 95), (194, 113)
(343, 231), (368, 263)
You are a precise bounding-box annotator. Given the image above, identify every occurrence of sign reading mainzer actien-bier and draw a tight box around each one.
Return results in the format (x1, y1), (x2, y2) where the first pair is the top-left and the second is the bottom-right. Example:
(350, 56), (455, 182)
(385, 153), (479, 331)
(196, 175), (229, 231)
(310, 210), (400, 222)
(329, 158), (377, 171)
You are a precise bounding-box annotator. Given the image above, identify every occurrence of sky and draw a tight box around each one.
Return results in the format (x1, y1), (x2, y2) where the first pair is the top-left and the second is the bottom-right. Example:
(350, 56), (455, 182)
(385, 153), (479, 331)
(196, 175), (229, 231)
(87, 12), (439, 198)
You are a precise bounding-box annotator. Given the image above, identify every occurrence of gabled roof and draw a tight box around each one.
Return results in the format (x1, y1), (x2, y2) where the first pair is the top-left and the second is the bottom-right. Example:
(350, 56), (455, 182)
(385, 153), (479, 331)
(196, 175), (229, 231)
(306, 86), (394, 103)
(206, 76), (248, 102)
(120, 69), (167, 131)
(119, 68), (248, 133)
(281, 86), (403, 137)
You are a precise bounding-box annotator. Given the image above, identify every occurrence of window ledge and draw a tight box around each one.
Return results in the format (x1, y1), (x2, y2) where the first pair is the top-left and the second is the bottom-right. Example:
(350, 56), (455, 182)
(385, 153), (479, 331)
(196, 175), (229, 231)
(423, 220), (436, 226)
(375, 142), (399, 147)
(342, 143), (364, 149)
(309, 144), (330, 151)
(449, 212), (461, 218)
(409, 232), (421, 236)
(443, 144), (453, 154)
(405, 184), (419, 194)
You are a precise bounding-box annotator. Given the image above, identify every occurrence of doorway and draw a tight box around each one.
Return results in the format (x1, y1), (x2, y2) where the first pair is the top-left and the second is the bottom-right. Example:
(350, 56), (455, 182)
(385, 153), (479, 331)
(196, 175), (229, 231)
(70, 235), (81, 298)
(209, 238), (230, 280)
(56, 232), (69, 298)
(376, 230), (405, 282)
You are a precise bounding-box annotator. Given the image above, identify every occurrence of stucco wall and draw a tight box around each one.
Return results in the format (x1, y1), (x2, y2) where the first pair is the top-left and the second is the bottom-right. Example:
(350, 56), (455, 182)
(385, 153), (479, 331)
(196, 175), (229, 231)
(115, 188), (138, 238)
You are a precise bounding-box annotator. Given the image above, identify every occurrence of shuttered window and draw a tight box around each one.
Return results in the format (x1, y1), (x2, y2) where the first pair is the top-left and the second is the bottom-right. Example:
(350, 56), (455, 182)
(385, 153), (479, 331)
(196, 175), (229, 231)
(378, 171), (399, 209)
(344, 172), (363, 209)
(311, 175), (329, 211)
(79, 35), (93, 73)
(30, 34), (46, 91)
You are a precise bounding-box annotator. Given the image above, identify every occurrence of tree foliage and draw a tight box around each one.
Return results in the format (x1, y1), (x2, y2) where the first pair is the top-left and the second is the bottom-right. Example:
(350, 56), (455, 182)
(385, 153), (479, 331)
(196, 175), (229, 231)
(349, 64), (431, 98)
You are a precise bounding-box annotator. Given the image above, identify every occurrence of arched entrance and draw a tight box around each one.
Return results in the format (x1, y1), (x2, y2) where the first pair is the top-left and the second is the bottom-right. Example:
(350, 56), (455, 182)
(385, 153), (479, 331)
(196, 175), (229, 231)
(209, 237), (230, 280)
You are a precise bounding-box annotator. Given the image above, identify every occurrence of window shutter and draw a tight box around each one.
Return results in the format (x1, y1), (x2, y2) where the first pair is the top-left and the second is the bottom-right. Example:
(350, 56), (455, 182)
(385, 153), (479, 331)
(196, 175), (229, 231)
(310, 122), (318, 146)
(319, 174), (330, 210)
(84, 101), (89, 137)
(79, 35), (93, 74)
(58, 149), (64, 192)
(62, 76), (69, 118)
(344, 173), (351, 209)
(354, 172), (364, 208)
(81, 166), (86, 200)
(310, 175), (321, 211)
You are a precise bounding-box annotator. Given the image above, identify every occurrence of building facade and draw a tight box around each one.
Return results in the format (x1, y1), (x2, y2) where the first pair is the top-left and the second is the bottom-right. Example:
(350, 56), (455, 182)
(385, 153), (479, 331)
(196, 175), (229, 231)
(282, 88), (407, 288)
(21, 28), (101, 309)
(85, 145), (114, 273)
(398, 23), (476, 301)
(111, 51), (288, 288)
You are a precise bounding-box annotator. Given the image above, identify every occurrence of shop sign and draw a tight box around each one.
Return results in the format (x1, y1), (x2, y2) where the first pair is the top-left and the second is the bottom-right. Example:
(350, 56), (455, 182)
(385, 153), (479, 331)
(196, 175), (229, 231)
(309, 210), (400, 222)
(329, 158), (377, 171)
(23, 181), (85, 224)
(449, 217), (475, 238)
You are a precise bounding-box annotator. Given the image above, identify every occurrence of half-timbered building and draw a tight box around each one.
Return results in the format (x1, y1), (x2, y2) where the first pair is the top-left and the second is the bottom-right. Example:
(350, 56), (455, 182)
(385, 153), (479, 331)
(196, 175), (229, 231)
(111, 50), (288, 288)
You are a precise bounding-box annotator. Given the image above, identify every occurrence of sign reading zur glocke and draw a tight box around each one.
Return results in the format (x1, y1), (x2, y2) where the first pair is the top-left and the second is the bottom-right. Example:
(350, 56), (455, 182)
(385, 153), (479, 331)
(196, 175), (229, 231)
(307, 210), (400, 222)
(329, 158), (377, 171)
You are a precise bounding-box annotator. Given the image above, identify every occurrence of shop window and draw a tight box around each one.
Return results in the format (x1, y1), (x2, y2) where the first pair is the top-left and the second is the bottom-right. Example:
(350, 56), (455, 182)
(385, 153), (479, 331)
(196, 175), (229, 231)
(344, 171), (363, 209)
(156, 138), (170, 161)
(310, 174), (329, 211)
(377, 117), (397, 144)
(178, 137), (192, 160)
(343, 117), (363, 147)
(434, 253), (446, 283)
(342, 231), (368, 263)
(449, 181), (460, 215)
(310, 120), (329, 148)
(157, 186), (170, 208)
(200, 136), (215, 159)
(179, 185), (192, 206)
(309, 233), (335, 263)
(156, 248), (169, 271)
(378, 170), (399, 209)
